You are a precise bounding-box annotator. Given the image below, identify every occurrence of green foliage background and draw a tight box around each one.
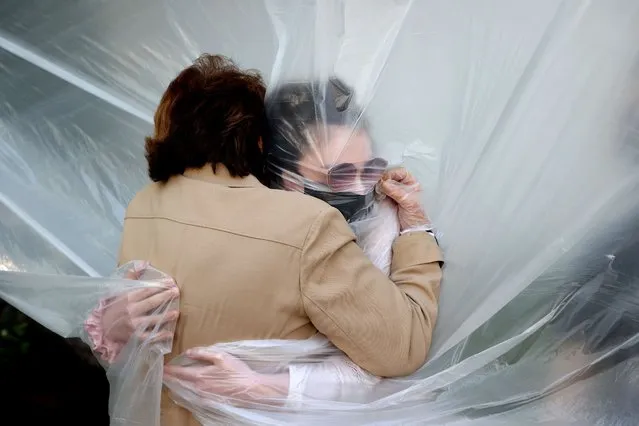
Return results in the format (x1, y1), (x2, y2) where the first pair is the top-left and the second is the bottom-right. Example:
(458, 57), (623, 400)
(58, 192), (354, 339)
(0, 300), (31, 364)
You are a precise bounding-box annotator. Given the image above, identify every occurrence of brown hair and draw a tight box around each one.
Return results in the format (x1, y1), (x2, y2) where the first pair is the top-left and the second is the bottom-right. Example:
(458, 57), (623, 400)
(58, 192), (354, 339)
(145, 54), (267, 183)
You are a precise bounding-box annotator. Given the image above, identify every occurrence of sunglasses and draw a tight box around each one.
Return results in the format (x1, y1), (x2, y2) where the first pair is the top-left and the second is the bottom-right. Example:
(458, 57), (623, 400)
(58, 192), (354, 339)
(326, 157), (388, 192)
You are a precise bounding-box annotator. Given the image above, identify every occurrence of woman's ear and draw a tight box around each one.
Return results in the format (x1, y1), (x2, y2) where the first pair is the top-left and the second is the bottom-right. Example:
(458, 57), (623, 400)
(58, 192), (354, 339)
(258, 137), (264, 153)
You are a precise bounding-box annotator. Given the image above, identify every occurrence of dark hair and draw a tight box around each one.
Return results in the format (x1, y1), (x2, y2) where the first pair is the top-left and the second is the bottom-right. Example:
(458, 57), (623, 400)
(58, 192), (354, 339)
(264, 77), (365, 186)
(145, 54), (268, 183)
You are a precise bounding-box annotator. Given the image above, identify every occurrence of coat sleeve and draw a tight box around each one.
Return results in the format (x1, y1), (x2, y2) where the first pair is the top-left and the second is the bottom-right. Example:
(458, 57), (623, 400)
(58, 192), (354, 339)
(300, 208), (443, 377)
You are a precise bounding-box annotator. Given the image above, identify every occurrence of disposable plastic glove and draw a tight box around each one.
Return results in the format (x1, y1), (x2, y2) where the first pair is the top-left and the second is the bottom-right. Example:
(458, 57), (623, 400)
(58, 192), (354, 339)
(85, 260), (179, 363)
(164, 348), (289, 407)
(378, 167), (430, 231)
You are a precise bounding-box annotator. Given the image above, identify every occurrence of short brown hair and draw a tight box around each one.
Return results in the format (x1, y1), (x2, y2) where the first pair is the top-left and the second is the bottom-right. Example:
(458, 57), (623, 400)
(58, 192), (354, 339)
(145, 54), (267, 183)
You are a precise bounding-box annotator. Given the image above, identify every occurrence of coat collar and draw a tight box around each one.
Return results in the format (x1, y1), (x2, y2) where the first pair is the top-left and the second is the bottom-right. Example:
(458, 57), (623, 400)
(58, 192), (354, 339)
(182, 164), (263, 188)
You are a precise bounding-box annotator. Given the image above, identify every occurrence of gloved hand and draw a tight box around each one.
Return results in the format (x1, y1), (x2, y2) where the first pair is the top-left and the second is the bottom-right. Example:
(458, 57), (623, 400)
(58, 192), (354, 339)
(378, 167), (430, 231)
(85, 261), (179, 363)
(101, 277), (179, 342)
(163, 348), (289, 407)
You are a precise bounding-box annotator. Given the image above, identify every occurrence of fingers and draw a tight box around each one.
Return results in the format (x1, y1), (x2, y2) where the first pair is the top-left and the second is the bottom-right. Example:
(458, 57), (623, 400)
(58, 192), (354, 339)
(382, 167), (406, 182)
(139, 329), (175, 343)
(380, 180), (411, 203)
(163, 365), (223, 383)
(380, 168), (420, 204)
(123, 260), (150, 280)
(123, 261), (176, 288)
(132, 310), (179, 330)
(101, 315), (131, 338)
(163, 365), (201, 382)
(132, 260), (151, 276)
(126, 286), (167, 303)
(185, 349), (225, 365)
(382, 167), (416, 185)
(131, 287), (179, 316)
(159, 277), (177, 287)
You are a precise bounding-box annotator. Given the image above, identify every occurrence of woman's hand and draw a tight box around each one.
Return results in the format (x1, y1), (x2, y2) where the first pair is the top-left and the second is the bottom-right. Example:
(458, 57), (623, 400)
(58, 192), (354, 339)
(379, 167), (430, 231)
(85, 261), (179, 363)
(163, 349), (289, 406)
(101, 270), (179, 343)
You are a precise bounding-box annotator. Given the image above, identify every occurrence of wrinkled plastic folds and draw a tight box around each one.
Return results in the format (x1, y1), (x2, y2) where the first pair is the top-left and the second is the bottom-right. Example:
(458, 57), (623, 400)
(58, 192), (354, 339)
(0, 261), (179, 425)
(1, 0), (639, 425)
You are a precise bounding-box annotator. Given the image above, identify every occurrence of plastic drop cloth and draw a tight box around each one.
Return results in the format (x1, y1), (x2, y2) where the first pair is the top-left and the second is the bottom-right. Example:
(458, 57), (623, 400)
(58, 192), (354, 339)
(0, 0), (639, 425)
(0, 261), (179, 425)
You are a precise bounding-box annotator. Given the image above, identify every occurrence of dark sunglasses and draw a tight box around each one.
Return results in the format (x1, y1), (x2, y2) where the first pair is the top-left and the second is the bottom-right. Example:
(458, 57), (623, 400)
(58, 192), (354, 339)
(327, 157), (388, 192)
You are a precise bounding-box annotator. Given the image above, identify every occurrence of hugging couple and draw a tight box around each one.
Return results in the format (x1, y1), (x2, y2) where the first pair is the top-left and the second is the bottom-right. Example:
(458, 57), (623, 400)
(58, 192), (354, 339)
(88, 53), (443, 425)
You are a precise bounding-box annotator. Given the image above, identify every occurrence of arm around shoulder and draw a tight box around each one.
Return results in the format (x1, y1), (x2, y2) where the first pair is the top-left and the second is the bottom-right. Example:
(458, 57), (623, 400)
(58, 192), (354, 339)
(300, 208), (443, 377)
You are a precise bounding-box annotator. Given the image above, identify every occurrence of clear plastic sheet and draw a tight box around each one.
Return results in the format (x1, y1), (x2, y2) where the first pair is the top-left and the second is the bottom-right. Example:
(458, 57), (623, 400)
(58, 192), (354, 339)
(0, 261), (179, 425)
(0, 0), (638, 425)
